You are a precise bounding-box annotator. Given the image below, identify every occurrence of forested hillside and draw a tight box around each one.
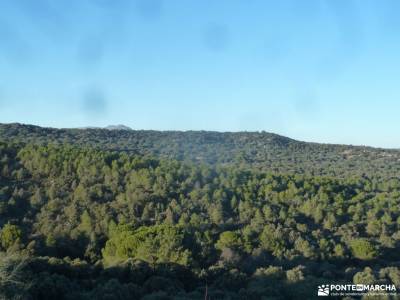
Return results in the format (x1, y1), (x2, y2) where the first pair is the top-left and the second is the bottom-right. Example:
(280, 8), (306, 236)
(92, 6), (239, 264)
(0, 124), (400, 299)
(1, 123), (400, 178)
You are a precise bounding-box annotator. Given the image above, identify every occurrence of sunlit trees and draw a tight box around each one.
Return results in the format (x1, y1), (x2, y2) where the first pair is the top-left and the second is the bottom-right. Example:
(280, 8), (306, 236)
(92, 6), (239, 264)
(349, 239), (377, 260)
(0, 224), (22, 250)
(102, 225), (192, 267)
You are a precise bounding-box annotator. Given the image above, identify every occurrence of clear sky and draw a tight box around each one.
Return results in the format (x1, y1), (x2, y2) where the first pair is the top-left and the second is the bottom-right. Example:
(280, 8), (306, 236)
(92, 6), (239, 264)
(0, 0), (399, 148)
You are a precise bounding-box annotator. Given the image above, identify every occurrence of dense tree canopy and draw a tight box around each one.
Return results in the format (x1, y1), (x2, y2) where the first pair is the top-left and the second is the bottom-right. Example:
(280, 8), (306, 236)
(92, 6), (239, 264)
(0, 124), (399, 299)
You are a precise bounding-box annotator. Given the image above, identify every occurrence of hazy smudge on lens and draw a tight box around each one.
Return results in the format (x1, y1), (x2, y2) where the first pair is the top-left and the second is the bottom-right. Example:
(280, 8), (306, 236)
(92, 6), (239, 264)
(77, 35), (104, 67)
(203, 23), (230, 52)
(135, 0), (163, 20)
(82, 87), (108, 118)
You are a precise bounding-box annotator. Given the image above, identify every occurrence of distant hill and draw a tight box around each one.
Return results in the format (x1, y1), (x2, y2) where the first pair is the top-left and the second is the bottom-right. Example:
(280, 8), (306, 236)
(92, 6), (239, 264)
(104, 125), (132, 131)
(77, 125), (132, 131)
(1, 122), (399, 178)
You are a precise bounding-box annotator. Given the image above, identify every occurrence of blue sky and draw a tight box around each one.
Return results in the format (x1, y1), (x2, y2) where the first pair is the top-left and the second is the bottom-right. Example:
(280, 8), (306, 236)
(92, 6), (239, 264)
(0, 0), (399, 148)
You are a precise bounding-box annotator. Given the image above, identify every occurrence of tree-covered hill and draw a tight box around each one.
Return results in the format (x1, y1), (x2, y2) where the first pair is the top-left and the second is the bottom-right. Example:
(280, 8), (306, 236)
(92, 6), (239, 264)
(1, 122), (400, 178)
(0, 135), (399, 299)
